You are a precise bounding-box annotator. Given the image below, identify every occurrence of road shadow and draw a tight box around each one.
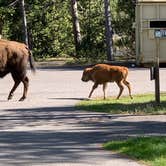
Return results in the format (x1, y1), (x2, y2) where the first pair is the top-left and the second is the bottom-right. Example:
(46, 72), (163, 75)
(48, 97), (86, 101)
(36, 65), (86, 71)
(0, 105), (165, 165)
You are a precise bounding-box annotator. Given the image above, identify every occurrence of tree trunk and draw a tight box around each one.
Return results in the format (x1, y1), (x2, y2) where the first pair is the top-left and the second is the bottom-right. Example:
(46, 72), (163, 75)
(104, 0), (113, 61)
(0, 18), (3, 39)
(20, 0), (29, 47)
(71, 0), (81, 56)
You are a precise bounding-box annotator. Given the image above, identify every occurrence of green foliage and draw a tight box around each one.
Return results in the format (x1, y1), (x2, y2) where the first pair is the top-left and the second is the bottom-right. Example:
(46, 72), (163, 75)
(0, 6), (15, 38)
(0, 0), (74, 59)
(27, 0), (74, 58)
(113, 0), (136, 54)
(77, 0), (107, 60)
(0, 0), (136, 60)
(104, 137), (166, 166)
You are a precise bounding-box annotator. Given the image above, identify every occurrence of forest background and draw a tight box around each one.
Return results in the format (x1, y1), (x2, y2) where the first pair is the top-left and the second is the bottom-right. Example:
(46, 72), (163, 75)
(0, 0), (135, 62)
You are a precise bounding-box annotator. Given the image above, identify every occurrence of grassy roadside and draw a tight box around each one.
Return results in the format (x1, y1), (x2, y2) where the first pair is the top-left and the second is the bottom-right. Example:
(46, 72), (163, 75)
(103, 137), (166, 166)
(76, 93), (166, 115)
(77, 94), (166, 166)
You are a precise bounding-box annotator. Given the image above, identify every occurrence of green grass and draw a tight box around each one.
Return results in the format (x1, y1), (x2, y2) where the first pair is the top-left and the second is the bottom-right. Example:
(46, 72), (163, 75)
(76, 93), (166, 115)
(103, 137), (166, 166)
(77, 95), (166, 165)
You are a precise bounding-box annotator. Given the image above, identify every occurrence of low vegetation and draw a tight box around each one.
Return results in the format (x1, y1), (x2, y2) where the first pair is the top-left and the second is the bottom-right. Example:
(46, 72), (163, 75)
(103, 136), (166, 166)
(76, 93), (166, 115)
(77, 94), (166, 166)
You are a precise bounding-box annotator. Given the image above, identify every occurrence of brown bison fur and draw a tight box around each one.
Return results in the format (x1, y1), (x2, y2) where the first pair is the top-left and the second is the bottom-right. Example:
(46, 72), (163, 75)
(81, 64), (133, 99)
(0, 39), (35, 101)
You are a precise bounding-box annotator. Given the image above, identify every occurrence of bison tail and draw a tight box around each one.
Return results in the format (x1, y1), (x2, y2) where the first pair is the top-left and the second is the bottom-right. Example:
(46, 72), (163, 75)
(123, 67), (129, 80)
(28, 50), (36, 73)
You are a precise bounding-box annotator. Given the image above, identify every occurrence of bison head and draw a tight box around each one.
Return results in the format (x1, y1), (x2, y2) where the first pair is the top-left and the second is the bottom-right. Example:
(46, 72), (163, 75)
(81, 68), (92, 82)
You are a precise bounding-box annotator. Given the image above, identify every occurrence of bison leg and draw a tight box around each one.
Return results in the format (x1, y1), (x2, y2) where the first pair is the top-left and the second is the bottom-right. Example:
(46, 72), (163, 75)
(103, 83), (107, 100)
(116, 81), (124, 99)
(19, 76), (29, 101)
(8, 77), (21, 100)
(88, 83), (98, 98)
(123, 80), (133, 99)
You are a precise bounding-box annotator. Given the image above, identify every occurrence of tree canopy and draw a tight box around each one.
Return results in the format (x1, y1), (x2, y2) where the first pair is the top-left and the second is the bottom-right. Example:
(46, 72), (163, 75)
(0, 0), (135, 60)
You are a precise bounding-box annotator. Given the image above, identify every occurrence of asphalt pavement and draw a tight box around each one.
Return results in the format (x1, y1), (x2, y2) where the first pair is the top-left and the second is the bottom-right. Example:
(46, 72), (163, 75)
(0, 66), (165, 166)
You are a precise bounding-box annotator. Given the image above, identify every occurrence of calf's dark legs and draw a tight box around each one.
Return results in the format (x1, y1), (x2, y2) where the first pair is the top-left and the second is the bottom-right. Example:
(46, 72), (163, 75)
(89, 83), (98, 98)
(116, 81), (124, 99)
(103, 83), (107, 99)
(116, 79), (133, 99)
(19, 76), (29, 101)
(8, 71), (29, 101)
(8, 80), (21, 100)
(123, 80), (133, 99)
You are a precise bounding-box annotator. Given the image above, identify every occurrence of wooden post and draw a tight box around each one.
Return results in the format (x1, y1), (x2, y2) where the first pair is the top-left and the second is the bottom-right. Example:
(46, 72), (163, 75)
(155, 38), (160, 104)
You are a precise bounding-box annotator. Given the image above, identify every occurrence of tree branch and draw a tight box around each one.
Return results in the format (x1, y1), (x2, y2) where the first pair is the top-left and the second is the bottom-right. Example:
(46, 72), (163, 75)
(8, 0), (20, 7)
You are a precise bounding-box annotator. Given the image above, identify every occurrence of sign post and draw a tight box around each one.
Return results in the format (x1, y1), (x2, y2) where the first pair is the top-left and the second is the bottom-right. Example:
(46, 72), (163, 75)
(155, 37), (160, 104)
(136, 1), (166, 105)
(154, 29), (166, 104)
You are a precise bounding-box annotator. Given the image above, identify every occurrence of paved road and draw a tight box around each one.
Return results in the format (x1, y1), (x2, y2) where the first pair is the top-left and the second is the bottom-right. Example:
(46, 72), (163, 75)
(0, 66), (165, 166)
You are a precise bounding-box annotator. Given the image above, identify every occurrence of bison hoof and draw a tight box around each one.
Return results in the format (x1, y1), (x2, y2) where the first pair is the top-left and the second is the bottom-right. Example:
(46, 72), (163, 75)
(87, 97), (92, 101)
(19, 97), (26, 101)
(8, 94), (13, 100)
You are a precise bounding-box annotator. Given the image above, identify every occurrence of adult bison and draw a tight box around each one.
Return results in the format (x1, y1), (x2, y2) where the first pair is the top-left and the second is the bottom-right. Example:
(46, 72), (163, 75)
(81, 64), (133, 100)
(0, 39), (35, 101)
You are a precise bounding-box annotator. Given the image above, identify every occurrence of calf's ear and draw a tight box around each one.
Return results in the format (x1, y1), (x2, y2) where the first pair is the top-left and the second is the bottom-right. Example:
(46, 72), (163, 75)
(85, 68), (92, 73)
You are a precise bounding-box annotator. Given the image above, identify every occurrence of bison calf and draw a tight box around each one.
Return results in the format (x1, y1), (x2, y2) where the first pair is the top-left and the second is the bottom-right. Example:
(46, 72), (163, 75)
(0, 39), (35, 101)
(81, 64), (133, 99)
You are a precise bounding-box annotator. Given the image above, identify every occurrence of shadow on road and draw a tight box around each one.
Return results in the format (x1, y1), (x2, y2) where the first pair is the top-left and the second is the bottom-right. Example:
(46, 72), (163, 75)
(37, 65), (86, 71)
(48, 97), (86, 101)
(0, 105), (165, 165)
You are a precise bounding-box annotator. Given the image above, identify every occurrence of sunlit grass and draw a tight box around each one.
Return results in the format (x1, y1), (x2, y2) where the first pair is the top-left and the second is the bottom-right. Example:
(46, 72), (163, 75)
(103, 137), (166, 166)
(76, 93), (166, 115)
